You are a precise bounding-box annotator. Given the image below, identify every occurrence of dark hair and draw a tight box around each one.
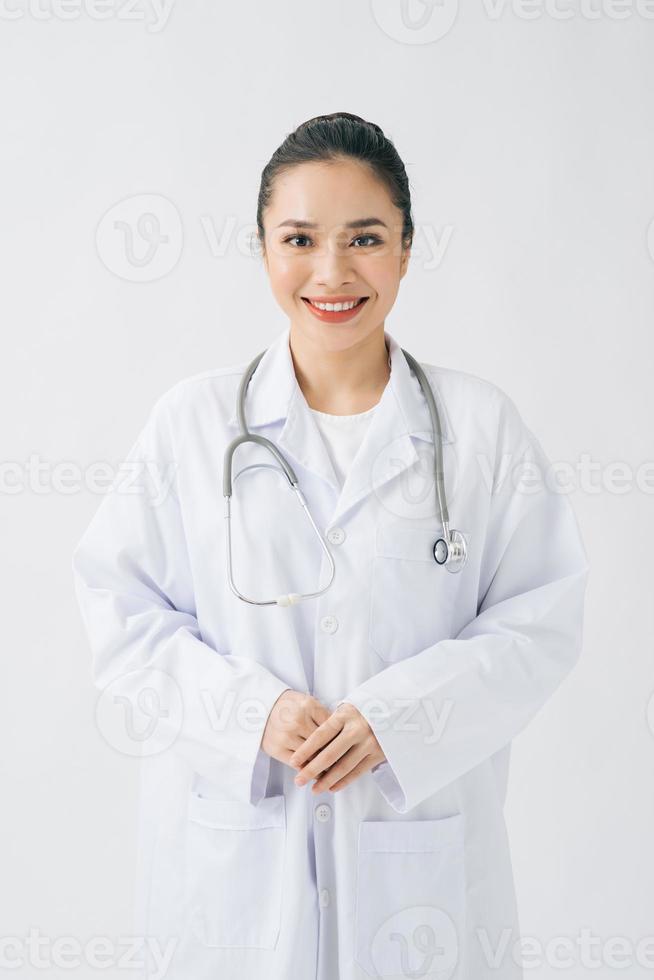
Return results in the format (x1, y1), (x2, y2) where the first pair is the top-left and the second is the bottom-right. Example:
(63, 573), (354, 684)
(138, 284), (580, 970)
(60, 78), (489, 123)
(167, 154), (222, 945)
(255, 111), (414, 256)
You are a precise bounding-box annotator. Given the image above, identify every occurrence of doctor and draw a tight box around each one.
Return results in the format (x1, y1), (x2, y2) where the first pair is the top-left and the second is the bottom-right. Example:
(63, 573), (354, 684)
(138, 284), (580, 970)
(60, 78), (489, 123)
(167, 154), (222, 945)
(72, 112), (590, 980)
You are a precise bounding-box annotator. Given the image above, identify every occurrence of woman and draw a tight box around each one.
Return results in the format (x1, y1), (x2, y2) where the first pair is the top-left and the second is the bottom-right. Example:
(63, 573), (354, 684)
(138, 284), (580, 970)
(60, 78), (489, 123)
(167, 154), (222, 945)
(72, 112), (590, 980)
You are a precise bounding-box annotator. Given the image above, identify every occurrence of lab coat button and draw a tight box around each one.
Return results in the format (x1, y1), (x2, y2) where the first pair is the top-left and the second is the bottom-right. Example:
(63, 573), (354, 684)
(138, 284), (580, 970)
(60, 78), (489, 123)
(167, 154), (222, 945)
(315, 803), (332, 822)
(327, 526), (346, 545)
(319, 888), (330, 908)
(320, 615), (338, 634)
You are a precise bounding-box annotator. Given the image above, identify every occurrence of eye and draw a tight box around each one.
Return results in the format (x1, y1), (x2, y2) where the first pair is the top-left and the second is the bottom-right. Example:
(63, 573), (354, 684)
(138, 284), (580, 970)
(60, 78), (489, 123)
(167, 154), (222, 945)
(282, 234), (313, 248)
(352, 234), (382, 247)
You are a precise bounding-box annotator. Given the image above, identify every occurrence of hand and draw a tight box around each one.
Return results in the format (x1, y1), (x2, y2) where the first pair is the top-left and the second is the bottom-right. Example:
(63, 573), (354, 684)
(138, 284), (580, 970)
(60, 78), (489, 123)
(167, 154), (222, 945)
(289, 701), (387, 793)
(261, 690), (332, 768)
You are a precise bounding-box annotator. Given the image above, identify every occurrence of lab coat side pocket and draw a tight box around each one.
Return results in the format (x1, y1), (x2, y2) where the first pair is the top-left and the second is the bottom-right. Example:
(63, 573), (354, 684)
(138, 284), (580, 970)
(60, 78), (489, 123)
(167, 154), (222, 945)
(183, 792), (286, 949)
(354, 813), (466, 978)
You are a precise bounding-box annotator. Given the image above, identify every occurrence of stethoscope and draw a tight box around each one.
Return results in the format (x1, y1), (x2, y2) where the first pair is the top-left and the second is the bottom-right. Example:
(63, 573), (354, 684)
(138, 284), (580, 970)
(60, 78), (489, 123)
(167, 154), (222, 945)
(223, 347), (468, 607)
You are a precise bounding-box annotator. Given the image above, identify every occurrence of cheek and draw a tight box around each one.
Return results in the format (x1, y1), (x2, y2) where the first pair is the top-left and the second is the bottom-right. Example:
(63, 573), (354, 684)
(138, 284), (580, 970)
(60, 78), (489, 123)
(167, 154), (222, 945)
(368, 273), (398, 307)
(268, 255), (307, 296)
(359, 254), (399, 300)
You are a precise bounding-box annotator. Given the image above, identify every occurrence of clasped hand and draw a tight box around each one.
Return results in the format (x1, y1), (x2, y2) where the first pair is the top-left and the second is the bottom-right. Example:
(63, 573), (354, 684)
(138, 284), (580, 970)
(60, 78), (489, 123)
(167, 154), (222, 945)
(261, 690), (386, 794)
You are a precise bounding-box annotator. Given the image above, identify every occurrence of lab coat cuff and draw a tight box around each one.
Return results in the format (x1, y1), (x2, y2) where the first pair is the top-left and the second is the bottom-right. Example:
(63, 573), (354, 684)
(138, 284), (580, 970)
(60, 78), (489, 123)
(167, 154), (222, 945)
(247, 680), (293, 806)
(369, 760), (407, 812)
(250, 747), (273, 806)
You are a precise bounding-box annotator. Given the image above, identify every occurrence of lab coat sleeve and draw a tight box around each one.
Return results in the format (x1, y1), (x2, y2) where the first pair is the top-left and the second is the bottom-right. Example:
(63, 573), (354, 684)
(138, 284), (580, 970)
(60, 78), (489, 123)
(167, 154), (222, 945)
(71, 388), (292, 806)
(340, 404), (590, 814)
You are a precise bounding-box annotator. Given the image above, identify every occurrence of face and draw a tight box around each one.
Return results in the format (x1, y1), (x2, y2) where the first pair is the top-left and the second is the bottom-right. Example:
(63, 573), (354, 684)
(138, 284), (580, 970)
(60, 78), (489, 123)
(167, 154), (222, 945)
(260, 158), (411, 353)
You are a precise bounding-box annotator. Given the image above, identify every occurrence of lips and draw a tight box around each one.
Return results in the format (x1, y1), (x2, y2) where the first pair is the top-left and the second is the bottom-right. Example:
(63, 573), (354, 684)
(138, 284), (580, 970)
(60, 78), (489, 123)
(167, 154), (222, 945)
(301, 296), (369, 324)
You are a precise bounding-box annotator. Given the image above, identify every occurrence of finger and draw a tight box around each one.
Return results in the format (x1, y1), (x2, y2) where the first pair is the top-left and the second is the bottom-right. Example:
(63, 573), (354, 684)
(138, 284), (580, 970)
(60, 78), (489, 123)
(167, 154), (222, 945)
(312, 745), (369, 793)
(282, 745), (304, 766)
(288, 744), (324, 770)
(311, 701), (331, 725)
(292, 699), (328, 740)
(310, 725), (341, 756)
(297, 701), (329, 738)
(280, 734), (307, 765)
(319, 752), (373, 793)
(298, 715), (330, 741)
(289, 714), (344, 768)
(295, 718), (317, 740)
(294, 732), (354, 784)
(286, 733), (326, 770)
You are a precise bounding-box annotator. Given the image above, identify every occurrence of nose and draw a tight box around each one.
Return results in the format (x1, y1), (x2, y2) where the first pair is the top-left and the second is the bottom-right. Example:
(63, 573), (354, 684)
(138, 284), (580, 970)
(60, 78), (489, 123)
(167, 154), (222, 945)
(310, 237), (357, 289)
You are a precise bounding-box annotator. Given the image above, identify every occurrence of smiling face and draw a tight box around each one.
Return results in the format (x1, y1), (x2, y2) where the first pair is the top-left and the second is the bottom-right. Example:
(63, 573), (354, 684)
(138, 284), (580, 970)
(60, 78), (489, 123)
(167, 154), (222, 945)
(260, 157), (411, 353)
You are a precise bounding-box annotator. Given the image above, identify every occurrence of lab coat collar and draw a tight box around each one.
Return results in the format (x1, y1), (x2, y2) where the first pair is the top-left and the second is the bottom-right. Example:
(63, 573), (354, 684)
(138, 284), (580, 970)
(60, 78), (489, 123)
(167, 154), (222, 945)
(226, 324), (455, 443)
(226, 324), (456, 525)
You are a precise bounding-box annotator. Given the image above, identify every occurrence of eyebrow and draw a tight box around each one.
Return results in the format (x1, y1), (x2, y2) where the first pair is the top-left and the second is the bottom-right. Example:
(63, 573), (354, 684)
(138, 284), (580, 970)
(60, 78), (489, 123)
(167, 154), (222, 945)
(275, 217), (388, 230)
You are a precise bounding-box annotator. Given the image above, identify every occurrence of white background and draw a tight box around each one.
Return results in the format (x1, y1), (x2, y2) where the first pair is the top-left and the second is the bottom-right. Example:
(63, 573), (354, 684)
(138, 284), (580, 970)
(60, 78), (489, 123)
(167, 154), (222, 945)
(1, 1), (653, 977)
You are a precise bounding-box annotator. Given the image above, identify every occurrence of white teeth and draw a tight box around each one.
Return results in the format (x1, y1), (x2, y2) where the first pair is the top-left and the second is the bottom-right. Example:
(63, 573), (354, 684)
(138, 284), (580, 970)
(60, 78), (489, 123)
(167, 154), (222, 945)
(308, 298), (362, 312)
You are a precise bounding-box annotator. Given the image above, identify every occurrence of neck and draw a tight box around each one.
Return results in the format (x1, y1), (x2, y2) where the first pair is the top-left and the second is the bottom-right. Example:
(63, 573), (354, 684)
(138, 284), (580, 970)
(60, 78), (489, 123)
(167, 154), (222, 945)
(289, 327), (391, 415)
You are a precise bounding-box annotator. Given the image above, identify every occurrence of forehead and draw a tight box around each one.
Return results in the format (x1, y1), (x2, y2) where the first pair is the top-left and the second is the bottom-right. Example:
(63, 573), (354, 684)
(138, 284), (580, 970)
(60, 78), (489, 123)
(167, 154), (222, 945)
(266, 159), (397, 224)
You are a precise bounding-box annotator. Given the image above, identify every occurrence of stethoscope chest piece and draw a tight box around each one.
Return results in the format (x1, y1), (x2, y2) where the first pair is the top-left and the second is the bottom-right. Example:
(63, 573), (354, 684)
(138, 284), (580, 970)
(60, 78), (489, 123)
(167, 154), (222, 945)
(433, 529), (467, 573)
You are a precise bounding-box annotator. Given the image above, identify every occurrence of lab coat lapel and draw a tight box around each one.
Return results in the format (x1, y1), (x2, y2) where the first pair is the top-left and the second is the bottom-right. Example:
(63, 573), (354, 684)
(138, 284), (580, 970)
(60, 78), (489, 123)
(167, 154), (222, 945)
(277, 385), (342, 492)
(326, 381), (417, 526)
(326, 331), (457, 527)
(226, 325), (340, 491)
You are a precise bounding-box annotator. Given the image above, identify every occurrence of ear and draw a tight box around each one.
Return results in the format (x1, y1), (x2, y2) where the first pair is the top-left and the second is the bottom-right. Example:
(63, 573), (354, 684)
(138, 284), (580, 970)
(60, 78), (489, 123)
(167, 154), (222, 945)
(254, 231), (267, 269)
(399, 245), (411, 280)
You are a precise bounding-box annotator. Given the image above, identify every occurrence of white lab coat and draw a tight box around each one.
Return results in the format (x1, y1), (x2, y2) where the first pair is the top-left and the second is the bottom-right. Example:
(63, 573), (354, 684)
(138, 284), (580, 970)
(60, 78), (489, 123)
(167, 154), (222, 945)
(72, 324), (589, 980)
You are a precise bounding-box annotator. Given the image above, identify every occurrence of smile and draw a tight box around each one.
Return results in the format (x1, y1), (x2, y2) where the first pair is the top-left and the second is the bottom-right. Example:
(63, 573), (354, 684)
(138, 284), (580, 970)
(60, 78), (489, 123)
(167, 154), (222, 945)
(301, 296), (369, 323)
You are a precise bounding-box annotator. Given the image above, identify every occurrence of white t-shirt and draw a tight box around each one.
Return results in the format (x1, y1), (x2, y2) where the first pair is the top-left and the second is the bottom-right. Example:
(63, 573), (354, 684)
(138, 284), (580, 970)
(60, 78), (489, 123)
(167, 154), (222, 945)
(309, 402), (379, 488)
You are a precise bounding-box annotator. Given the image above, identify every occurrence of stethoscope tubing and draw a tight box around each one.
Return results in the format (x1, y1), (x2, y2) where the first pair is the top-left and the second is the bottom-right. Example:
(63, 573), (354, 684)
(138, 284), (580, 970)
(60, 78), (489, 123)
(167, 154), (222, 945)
(223, 344), (466, 606)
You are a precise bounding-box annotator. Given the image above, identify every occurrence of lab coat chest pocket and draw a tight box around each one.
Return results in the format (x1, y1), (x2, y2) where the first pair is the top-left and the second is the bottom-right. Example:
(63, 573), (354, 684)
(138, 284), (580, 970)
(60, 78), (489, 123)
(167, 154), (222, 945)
(183, 792), (286, 949)
(355, 814), (466, 978)
(369, 524), (467, 663)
